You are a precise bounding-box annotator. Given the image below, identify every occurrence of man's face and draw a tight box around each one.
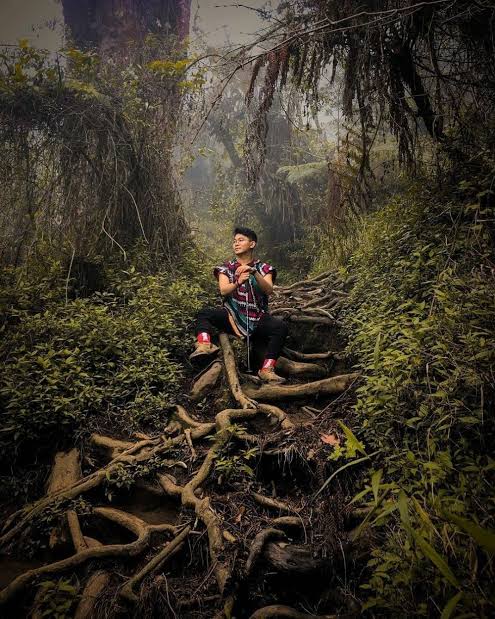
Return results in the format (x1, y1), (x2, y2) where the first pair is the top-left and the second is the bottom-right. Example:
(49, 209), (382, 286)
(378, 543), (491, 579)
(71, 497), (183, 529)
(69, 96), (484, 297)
(233, 234), (256, 255)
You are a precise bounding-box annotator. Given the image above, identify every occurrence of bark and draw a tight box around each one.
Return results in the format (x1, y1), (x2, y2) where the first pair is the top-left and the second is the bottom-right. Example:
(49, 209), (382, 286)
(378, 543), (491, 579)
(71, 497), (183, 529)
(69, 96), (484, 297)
(244, 373), (359, 401)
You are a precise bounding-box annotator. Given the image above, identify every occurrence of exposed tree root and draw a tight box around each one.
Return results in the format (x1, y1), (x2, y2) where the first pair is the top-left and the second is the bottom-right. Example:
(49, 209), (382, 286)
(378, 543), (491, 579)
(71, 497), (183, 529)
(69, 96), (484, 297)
(46, 448), (82, 550)
(0, 425), (212, 550)
(252, 493), (294, 513)
(90, 434), (135, 457)
(47, 449), (81, 494)
(244, 373), (359, 401)
(0, 507), (176, 606)
(283, 347), (338, 361)
(219, 332), (257, 409)
(245, 528), (287, 576)
(190, 360), (223, 401)
(249, 605), (337, 619)
(0, 269), (367, 617)
(74, 570), (111, 619)
(276, 356), (327, 379)
(264, 542), (326, 574)
(120, 524), (191, 603)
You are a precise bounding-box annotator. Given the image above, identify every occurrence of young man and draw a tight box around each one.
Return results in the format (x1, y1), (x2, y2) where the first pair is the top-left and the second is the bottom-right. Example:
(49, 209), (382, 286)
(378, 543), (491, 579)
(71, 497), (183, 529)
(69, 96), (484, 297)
(190, 226), (288, 384)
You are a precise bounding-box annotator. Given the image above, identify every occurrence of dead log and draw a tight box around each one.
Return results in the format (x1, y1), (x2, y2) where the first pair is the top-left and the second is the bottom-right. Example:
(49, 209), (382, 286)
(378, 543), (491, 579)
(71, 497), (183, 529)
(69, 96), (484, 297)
(190, 360), (222, 401)
(244, 373), (359, 402)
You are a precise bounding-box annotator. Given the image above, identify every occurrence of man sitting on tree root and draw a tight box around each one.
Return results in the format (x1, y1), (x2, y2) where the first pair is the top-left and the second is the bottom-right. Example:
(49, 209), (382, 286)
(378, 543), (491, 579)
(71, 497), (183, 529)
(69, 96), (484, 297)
(190, 226), (288, 384)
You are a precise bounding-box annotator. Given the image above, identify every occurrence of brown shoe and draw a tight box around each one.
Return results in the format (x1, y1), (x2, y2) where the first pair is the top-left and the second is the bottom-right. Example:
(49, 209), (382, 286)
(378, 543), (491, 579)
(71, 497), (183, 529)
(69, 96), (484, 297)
(189, 342), (219, 361)
(257, 367), (286, 384)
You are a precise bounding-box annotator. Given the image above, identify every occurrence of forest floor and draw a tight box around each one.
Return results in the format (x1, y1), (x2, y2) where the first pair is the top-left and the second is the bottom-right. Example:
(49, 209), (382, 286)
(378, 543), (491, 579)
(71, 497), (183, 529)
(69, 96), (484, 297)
(0, 271), (370, 619)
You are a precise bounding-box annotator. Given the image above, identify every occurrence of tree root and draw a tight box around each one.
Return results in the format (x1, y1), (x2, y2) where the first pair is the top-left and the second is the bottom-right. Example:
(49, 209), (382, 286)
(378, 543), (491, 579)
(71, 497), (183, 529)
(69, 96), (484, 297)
(252, 493), (294, 513)
(46, 449), (82, 550)
(74, 570), (111, 619)
(245, 528), (287, 576)
(219, 333), (257, 409)
(264, 542), (325, 574)
(0, 507), (177, 607)
(47, 449), (81, 494)
(249, 605), (337, 619)
(244, 373), (359, 401)
(283, 347), (338, 362)
(0, 424), (213, 551)
(120, 524), (191, 603)
(276, 356), (327, 379)
(90, 434), (135, 457)
(287, 315), (334, 325)
(190, 360), (223, 401)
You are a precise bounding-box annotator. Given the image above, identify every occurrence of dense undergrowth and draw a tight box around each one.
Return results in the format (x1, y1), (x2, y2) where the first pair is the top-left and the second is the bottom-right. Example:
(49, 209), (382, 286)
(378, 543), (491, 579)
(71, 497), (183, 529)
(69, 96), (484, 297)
(0, 247), (214, 503)
(338, 175), (495, 616)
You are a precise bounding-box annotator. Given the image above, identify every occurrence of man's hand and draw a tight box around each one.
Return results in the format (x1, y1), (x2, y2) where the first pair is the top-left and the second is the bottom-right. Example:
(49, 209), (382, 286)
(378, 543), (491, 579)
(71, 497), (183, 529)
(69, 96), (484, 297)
(237, 271), (251, 285)
(235, 265), (255, 277)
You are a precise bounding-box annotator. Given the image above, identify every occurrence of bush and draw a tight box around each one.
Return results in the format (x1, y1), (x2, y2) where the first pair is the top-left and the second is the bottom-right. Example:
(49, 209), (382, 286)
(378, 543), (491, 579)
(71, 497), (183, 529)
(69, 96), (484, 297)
(0, 249), (215, 463)
(340, 182), (495, 616)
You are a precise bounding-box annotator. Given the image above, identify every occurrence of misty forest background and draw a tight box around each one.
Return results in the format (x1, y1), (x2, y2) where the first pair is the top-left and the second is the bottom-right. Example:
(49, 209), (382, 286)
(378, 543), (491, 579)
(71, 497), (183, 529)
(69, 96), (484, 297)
(0, 1), (494, 618)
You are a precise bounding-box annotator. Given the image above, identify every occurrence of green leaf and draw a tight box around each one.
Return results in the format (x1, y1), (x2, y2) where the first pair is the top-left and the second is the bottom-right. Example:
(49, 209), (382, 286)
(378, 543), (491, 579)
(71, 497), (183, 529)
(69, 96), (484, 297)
(371, 469), (382, 504)
(444, 512), (495, 554)
(313, 452), (379, 500)
(397, 490), (410, 533)
(441, 591), (463, 619)
(373, 331), (382, 370)
(410, 528), (459, 587)
(338, 421), (366, 457)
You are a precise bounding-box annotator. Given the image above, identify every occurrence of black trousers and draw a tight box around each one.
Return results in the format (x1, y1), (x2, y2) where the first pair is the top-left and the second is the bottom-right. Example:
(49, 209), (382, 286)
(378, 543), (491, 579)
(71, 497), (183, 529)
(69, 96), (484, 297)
(195, 307), (288, 359)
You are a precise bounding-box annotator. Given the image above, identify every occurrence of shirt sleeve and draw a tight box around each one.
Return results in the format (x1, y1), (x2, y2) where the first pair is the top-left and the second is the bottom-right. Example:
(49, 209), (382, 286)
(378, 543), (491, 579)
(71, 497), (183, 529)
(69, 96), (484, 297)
(258, 262), (277, 283)
(213, 263), (232, 281)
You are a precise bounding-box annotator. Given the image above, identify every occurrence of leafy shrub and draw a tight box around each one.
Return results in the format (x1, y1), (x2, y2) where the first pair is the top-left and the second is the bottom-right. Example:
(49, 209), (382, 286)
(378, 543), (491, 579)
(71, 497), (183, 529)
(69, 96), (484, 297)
(0, 248), (215, 463)
(340, 182), (495, 616)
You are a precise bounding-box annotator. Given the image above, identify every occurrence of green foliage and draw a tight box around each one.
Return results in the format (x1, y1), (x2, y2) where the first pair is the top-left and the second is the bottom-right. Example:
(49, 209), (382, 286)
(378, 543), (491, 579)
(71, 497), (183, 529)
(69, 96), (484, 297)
(340, 180), (495, 616)
(36, 578), (79, 619)
(0, 248), (213, 463)
(214, 425), (259, 482)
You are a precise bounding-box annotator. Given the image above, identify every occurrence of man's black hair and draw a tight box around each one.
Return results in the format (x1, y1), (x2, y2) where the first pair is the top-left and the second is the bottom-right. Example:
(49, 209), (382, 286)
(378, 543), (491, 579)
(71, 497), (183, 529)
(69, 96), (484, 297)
(234, 226), (257, 243)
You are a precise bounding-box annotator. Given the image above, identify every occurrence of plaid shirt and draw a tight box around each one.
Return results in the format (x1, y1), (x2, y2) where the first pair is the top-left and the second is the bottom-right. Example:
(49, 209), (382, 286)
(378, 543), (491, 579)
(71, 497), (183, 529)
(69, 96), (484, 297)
(214, 259), (276, 336)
